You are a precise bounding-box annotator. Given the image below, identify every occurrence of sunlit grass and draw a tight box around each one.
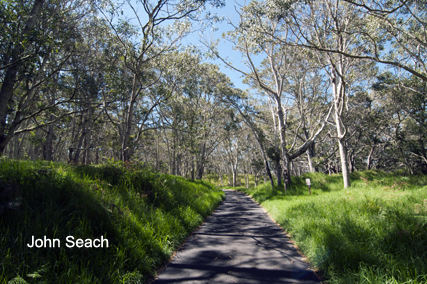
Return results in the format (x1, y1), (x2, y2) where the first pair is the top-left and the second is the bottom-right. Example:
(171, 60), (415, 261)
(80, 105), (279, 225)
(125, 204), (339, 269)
(239, 170), (427, 284)
(0, 159), (224, 283)
(205, 173), (266, 188)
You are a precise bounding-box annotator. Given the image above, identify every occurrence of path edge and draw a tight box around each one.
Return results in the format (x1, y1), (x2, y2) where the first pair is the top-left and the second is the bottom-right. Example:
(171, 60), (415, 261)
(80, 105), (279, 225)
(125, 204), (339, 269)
(231, 188), (325, 283)
(147, 190), (228, 283)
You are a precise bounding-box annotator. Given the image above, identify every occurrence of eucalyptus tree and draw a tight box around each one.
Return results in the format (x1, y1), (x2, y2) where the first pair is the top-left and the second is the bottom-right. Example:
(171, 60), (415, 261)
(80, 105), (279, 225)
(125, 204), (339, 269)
(264, 0), (376, 187)
(282, 54), (332, 173)
(266, 0), (427, 178)
(219, 87), (276, 189)
(155, 56), (203, 176)
(156, 58), (237, 179)
(238, 124), (267, 188)
(66, 72), (104, 163)
(222, 127), (242, 187)
(372, 73), (427, 173)
(258, 0), (427, 84)
(98, 0), (224, 162)
(342, 89), (378, 172)
(39, 17), (114, 163)
(295, 0), (427, 83)
(0, 0), (96, 155)
(214, 1), (331, 190)
(120, 50), (197, 163)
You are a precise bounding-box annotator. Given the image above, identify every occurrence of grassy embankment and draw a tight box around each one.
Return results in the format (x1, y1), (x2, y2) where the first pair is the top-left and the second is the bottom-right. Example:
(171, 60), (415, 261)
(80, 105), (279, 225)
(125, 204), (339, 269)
(0, 159), (224, 283)
(237, 171), (427, 284)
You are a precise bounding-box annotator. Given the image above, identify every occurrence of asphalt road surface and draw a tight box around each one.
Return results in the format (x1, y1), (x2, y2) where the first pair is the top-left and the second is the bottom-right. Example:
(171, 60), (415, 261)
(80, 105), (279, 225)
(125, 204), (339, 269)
(152, 189), (321, 284)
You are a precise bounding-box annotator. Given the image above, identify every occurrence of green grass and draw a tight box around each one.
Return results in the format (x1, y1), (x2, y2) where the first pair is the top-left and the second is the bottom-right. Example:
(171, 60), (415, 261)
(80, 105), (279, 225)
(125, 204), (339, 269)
(205, 173), (266, 189)
(238, 170), (427, 284)
(0, 159), (224, 283)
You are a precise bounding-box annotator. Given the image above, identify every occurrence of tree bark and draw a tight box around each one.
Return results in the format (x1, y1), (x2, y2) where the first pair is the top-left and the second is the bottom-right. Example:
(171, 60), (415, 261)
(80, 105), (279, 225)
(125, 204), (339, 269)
(277, 105), (290, 190)
(337, 138), (350, 187)
(176, 154), (181, 176)
(44, 125), (54, 161)
(331, 63), (351, 188)
(232, 166), (237, 187)
(196, 143), (206, 179)
(238, 112), (275, 190)
(122, 73), (139, 162)
(191, 157), (195, 180)
(275, 158), (282, 187)
(307, 143), (315, 172)
(336, 116), (350, 188)
(83, 135), (89, 165)
(366, 144), (376, 170)
(12, 136), (19, 159)
(155, 130), (159, 171)
(84, 106), (94, 165)
(418, 135), (427, 171)
(95, 148), (99, 164)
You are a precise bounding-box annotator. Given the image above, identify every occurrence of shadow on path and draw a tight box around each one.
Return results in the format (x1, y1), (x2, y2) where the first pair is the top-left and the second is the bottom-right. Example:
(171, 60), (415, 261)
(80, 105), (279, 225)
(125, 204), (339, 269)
(152, 190), (320, 284)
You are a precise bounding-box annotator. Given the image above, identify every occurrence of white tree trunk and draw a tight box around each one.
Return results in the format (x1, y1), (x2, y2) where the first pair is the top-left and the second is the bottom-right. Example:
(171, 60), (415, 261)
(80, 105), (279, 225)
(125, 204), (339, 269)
(122, 73), (139, 162)
(335, 110), (351, 188)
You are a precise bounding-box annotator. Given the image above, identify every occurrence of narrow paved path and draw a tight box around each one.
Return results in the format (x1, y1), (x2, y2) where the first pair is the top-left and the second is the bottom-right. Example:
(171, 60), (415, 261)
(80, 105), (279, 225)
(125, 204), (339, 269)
(152, 190), (321, 284)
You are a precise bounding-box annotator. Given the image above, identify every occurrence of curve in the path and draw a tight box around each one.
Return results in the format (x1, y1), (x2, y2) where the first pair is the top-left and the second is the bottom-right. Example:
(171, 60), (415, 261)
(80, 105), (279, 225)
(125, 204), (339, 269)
(152, 189), (321, 284)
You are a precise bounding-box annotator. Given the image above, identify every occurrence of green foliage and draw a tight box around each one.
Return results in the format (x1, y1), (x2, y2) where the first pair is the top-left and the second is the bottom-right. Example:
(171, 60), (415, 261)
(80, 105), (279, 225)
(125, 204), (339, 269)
(0, 159), (224, 283)
(239, 171), (427, 283)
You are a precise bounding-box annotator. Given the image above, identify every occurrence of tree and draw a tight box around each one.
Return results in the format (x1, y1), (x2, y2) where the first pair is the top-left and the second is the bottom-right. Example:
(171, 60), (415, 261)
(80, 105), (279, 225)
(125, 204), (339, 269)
(99, 0), (224, 161)
(157, 59), (237, 179)
(372, 72), (427, 173)
(212, 1), (331, 190)
(336, 0), (427, 82)
(275, 0), (376, 187)
(220, 87), (276, 189)
(0, 0), (94, 155)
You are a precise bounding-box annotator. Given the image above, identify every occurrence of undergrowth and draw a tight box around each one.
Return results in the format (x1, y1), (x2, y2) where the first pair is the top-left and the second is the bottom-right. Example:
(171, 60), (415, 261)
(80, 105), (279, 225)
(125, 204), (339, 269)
(238, 170), (427, 284)
(0, 159), (224, 283)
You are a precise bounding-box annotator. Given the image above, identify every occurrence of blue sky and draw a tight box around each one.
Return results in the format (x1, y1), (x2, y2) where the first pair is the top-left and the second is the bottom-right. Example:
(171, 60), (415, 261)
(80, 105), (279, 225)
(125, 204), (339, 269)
(187, 0), (252, 91)
(118, 0), (253, 91)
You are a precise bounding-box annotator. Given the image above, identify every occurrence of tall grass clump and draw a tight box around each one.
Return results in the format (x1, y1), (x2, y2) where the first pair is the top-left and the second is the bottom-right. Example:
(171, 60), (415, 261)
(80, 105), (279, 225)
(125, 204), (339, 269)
(0, 159), (224, 283)
(239, 170), (427, 284)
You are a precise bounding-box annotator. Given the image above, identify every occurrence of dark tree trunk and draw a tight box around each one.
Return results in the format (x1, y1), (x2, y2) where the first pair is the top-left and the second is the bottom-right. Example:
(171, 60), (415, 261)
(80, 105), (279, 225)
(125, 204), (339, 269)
(196, 143), (206, 179)
(44, 125), (54, 161)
